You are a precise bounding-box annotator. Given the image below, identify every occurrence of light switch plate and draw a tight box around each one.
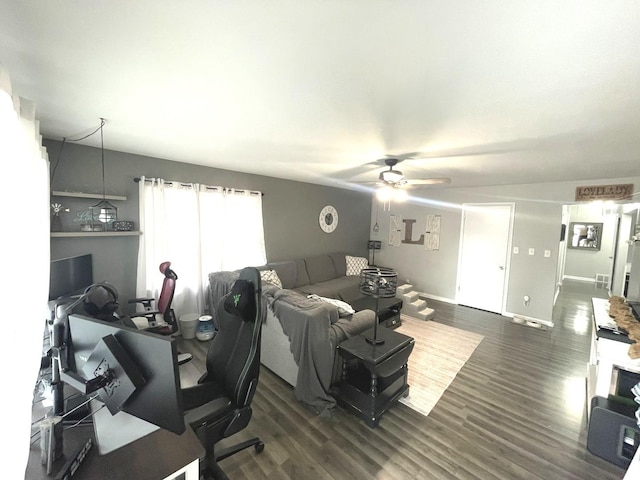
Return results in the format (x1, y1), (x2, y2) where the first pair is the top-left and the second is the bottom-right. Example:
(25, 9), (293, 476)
(528, 248), (535, 256)
(513, 247), (519, 254)
(544, 250), (551, 258)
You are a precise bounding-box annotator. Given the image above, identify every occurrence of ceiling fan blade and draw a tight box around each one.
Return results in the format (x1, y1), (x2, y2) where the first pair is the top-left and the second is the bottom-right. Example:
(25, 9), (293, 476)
(351, 180), (384, 186)
(402, 140), (538, 161)
(333, 161), (382, 179)
(404, 178), (452, 186)
(380, 152), (422, 163)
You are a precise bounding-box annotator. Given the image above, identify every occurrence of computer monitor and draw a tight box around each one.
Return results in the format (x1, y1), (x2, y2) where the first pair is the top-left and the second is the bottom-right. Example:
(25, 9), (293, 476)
(65, 314), (185, 439)
(49, 254), (93, 300)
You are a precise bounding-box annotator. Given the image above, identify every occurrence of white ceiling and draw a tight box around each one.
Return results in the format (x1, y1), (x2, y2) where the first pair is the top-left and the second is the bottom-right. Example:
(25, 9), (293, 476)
(2, 1), (640, 191)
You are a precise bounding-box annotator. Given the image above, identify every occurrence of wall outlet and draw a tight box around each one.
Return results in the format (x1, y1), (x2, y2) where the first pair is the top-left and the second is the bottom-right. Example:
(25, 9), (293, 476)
(528, 248), (535, 256)
(513, 246), (519, 254)
(544, 249), (551, 258)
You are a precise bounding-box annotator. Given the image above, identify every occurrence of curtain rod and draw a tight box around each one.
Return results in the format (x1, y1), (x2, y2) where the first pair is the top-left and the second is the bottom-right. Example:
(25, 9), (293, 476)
(133, 177), (264, 196)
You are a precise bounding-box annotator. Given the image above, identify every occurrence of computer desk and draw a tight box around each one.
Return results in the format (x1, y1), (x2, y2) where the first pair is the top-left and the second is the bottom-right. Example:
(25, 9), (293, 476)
(25, 420), (204, 480)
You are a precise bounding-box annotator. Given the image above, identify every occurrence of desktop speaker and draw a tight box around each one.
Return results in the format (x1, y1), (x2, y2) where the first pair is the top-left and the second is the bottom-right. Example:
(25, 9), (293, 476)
(587, 396), (640, 468)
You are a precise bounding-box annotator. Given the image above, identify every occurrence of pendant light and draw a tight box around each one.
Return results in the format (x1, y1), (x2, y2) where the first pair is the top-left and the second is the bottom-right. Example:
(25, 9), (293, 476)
(373, 199), (380, 232)
(90, 118), (117, 231)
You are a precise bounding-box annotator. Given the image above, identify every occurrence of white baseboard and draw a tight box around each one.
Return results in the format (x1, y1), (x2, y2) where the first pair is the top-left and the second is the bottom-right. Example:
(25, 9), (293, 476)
(416, 293), (554, 328)
(563, 275), (595, 284)
(417, 292), (457, 304)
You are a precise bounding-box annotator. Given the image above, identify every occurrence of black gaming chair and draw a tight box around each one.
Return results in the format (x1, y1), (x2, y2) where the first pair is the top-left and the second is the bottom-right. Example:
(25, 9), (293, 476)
(129, 261), (179, 335)
(181, 267), (265, 479)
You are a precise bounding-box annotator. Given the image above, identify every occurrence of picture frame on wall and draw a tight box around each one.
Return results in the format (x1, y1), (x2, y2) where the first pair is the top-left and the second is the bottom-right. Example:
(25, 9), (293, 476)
(568, 222), (603, 251)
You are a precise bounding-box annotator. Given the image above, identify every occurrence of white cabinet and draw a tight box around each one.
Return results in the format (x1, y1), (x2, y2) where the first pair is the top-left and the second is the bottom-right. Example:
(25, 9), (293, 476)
(588, 298), (640, 403)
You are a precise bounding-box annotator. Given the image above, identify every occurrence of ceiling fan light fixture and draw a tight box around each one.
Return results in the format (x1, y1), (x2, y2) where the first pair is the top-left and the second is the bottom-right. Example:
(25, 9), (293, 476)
(376, 186), (408, 203)
(380, 169), (403, 183)
(394, 189), (408, 202)
(376, 186), (395, 202)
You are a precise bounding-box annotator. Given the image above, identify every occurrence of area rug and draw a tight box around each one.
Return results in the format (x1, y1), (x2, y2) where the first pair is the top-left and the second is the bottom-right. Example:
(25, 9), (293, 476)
(395, 315), (484, 417)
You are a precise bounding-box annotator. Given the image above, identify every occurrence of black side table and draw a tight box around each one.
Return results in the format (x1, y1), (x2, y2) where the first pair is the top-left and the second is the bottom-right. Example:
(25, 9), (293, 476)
(350, 296), (403, 328)
(336, 327), (414, 427)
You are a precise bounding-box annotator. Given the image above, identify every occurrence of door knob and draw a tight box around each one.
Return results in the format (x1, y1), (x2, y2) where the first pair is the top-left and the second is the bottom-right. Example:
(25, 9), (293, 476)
(499, 266), (504, 270)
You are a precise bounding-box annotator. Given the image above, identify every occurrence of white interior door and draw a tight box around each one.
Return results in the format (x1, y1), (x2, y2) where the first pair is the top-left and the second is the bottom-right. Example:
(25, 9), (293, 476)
(457, 203), (513, 314)
(611, 214), (631, 296)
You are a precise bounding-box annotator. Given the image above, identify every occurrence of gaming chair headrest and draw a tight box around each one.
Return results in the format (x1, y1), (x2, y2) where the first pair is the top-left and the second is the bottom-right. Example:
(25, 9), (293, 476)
(160, 261), (178, 280)
(223, 279), (256, 321)
(83, 282), (119, 318)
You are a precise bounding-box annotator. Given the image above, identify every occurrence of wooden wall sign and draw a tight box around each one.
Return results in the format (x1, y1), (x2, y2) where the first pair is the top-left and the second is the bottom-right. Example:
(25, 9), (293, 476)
(575, 184), (633, 201)
(401, 218), (424, 245)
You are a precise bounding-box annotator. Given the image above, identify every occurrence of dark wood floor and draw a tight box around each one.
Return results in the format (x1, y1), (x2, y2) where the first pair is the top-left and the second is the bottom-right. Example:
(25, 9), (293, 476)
(177, 280), (626, 479)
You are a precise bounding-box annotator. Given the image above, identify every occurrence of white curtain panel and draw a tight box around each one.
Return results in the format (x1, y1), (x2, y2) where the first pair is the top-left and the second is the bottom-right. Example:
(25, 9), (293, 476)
(1, 63), (50, 478)
(137, 177), (266, 318)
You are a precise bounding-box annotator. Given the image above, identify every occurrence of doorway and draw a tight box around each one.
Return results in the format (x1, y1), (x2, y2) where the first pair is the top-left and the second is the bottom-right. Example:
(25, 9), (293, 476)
(457, 203), (514, 314)
(559, 203), (639, 296)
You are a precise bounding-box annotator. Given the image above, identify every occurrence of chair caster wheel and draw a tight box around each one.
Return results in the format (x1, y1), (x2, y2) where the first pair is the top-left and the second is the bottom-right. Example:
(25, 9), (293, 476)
(255, 441), (265, 454)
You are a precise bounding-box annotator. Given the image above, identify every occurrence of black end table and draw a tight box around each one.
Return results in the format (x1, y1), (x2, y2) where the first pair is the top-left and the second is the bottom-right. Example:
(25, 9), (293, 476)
(350, 296), (403, 328)
(336, 327), (414, 427)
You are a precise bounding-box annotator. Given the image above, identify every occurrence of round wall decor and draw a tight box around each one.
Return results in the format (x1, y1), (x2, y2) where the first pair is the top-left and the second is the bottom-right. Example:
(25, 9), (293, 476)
(319, 205), (338, 233)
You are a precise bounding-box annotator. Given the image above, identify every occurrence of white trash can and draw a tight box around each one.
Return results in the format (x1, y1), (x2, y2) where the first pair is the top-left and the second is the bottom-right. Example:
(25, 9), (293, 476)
(179, 313), (200, 339)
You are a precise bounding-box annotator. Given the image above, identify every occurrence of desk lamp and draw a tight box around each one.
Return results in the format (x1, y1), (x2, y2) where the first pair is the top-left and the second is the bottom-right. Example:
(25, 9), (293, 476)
(367, 240), (382, 266)
(359, 267), (397, 345)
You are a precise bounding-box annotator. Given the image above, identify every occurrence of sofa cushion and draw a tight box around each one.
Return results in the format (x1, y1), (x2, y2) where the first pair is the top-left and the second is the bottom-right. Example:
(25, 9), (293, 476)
(263, 261), (297, 289)
(324, 276), (363, 303)
(329, 252), (348, 277)
(294, 275), (362, 303)
(294, 258), (310, 287)
(305, 254), (337, 284)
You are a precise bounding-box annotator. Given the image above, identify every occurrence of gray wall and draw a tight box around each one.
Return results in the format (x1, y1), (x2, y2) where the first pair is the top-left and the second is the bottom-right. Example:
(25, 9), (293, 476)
(370, 176), (640, 323)
(48, 137), (640, 324)
(46, 139), (372, 313)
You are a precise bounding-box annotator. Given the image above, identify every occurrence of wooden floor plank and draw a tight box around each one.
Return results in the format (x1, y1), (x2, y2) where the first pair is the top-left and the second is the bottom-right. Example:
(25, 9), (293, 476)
(179, 279), (626, 479)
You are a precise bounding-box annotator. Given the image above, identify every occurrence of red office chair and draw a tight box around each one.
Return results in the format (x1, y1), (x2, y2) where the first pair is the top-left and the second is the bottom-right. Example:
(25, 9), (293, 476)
(129, 261), (179, 336)
(129, 262), (193, 365)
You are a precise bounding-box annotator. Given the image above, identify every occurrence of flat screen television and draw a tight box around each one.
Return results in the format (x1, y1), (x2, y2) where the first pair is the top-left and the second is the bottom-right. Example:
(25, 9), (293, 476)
(49, 254), (93, 300)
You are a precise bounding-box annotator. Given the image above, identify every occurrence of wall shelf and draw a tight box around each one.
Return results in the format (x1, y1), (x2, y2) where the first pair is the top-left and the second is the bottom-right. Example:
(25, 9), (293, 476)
(52, 191), (127, 201)
(51, 231), (142, 238)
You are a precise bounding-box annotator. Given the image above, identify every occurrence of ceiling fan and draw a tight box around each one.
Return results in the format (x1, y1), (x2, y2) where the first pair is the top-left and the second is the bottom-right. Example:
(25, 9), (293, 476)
(360, 157), (451, 189)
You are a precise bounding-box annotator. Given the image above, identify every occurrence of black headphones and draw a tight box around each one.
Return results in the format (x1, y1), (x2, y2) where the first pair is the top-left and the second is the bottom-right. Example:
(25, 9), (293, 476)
(82, 282), (120, 318)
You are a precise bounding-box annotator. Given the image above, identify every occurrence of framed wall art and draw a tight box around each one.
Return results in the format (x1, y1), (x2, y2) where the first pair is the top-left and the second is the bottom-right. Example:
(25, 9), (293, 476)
(568, 222), (603, 251)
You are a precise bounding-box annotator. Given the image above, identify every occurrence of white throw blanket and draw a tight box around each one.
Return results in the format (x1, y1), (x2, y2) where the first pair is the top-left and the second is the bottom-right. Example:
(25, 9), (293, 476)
(306, 294), (355, 316)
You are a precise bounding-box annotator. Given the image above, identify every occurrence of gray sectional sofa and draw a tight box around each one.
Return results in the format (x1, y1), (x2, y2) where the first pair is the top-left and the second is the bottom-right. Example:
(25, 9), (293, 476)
(207, 252), (376, 416)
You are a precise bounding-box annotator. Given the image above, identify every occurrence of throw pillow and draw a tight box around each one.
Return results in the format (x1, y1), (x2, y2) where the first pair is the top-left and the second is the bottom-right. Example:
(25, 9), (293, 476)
(346, 255), (368, 276)
(307, 294), (355, 317)
(260, 269), (283, 288)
